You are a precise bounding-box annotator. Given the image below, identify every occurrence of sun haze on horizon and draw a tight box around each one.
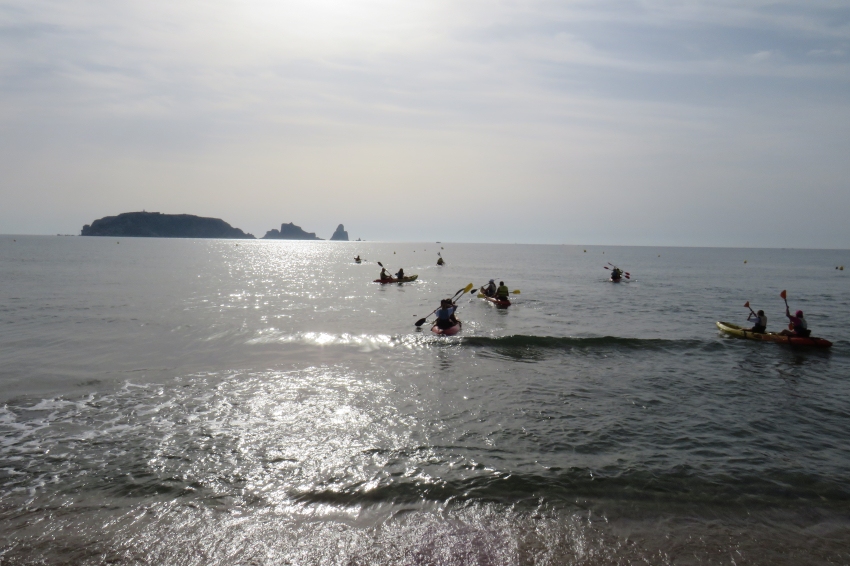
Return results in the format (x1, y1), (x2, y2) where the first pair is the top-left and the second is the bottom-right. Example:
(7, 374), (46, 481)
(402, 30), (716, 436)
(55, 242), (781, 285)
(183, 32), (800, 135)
(1, 0), (849, 248)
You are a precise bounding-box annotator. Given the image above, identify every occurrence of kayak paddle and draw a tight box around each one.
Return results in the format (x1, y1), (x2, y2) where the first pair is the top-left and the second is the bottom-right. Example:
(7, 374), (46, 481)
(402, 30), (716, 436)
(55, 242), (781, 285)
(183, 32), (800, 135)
(780, 290), (795, 330)
(744, 301), (756, 317)
(414, 283), (474, 327)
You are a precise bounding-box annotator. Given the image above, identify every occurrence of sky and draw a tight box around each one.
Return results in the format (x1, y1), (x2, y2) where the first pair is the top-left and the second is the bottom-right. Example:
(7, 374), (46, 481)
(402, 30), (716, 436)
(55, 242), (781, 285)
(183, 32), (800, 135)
(1, 0), (849, 247)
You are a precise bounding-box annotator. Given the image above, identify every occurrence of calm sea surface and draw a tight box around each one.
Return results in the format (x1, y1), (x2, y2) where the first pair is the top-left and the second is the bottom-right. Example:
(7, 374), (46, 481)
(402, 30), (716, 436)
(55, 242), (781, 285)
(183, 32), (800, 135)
(1, 236), (849, 564)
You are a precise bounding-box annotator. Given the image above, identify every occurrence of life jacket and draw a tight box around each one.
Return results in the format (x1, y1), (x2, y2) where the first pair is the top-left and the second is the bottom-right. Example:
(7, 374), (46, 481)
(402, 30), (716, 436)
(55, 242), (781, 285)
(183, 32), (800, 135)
(496, 285), (509, 298)
(758, 314), (768, 328)
(435, 306), (455, 321)
(486, 283), (496, 296)
(794, 316), (808, 333)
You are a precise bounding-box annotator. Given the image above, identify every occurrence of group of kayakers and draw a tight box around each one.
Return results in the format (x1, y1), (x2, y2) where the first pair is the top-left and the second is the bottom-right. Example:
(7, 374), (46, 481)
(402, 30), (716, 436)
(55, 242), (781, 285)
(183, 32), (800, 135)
(426, 280), (513, 334)
(379, 266), (405, 281)
(479, 279), (510, 301)
(362, 256), (825, 343)
(746, 303), (810, 337)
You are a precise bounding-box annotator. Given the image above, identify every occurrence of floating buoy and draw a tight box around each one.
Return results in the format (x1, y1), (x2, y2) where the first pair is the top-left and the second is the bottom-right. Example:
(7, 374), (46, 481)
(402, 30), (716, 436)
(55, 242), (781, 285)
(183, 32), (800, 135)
(394, 251), (396, 254)
(841, 266), (845, 271)
(583, 250), (586, 252)
(117, 241), (119, 244)
(744, 260), (747, 264)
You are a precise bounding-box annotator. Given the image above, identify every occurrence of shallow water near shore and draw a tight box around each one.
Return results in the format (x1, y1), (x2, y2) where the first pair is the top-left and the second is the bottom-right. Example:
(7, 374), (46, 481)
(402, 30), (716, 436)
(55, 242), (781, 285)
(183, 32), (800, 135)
(2, 236), (850, 564)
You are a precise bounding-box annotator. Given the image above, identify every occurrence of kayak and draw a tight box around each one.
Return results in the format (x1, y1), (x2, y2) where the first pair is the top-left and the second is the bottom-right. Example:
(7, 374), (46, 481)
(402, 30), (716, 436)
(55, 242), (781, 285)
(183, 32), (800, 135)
(373, 275), (418, 284)
(716, 321), (832, 348)
(354, 258), (361, 263)
(482, 296), (511, 307)
(609, 278), (622, 283)
(432, 321), (461, 335)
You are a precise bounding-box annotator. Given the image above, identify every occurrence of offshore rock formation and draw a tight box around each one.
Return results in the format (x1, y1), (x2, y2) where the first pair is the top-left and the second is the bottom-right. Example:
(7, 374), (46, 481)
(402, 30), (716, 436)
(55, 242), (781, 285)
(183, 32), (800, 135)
(330, 224), (349, 241)
(81, 212), (255, 239)
(262, 222), (322, 240)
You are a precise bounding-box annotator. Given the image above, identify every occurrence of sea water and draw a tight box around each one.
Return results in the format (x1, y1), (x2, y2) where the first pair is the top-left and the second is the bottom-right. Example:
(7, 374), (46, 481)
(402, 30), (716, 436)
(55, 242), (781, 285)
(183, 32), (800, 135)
(1, 236), (849, 564)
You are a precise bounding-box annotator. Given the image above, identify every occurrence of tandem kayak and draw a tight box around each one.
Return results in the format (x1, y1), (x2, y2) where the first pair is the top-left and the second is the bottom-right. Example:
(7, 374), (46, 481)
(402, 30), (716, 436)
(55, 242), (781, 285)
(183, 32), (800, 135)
(431, 321), (461, 335)
(373, 275), (418, 284)
(610, 277), (622, 283)
(482, 295), (511, 307)
(716, 321), (832, 348)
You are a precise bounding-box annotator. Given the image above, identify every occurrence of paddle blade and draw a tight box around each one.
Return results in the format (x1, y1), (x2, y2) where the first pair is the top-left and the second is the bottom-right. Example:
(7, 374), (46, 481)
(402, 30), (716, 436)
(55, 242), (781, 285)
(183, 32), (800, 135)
(625, 275), (630, 279)
(477, 293), (485, 298)
(744, 301), (750, 308)
(780, 290), (787, 299)
(414, 317), (428, 327)
(603, 266), (609, 270)
(462, 283), (474, 294)
(512, 289), (521, 294)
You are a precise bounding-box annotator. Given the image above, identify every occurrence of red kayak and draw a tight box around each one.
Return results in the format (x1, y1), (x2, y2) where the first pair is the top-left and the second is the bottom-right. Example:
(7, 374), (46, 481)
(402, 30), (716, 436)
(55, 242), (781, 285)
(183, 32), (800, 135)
(431, 321), (461, 335)
(373, 275), (418, 284)
(483, 296), (511, 307)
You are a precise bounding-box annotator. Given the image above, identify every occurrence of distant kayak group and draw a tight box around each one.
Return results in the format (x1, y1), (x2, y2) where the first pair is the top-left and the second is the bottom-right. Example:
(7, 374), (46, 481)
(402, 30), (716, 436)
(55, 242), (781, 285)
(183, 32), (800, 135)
(356, 256), (832, 346)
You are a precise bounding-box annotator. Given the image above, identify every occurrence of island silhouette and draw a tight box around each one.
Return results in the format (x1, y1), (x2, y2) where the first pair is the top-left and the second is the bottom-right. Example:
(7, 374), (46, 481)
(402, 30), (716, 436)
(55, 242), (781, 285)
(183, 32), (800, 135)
(80, 212), (350, 241)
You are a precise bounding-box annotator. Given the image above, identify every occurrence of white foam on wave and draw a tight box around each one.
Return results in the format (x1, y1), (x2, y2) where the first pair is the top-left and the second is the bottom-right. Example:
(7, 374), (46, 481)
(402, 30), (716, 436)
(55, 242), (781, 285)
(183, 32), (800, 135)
(245, 330), (437, 352)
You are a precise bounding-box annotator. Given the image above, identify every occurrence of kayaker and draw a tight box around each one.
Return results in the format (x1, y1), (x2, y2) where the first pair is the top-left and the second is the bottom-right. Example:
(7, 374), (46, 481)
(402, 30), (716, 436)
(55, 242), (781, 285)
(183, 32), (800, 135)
(354, 255), (361, 262)
(780, 308), (811, 337)
(480, 279), (496, 297)
(611, 267), (623, 280)
(496, 281), (510, 300)
(433, 298), (459, 330)
(747, 309), (767, 333)
(436, 257), (444, 266)
(395, 268), (405, 280)
(379, 267), (392, 281)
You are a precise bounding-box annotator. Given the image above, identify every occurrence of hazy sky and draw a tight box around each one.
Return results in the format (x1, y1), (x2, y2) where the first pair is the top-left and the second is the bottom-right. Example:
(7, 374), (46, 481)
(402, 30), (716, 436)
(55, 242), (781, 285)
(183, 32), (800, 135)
(1, 0), (849, 246)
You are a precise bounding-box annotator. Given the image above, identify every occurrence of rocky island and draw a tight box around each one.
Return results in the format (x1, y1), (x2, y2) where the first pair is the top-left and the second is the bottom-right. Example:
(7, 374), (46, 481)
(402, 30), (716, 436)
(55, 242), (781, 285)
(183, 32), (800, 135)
(81, 212), (255, 239)
(262, 222), (323, 240)
(330, 224), (349, 241)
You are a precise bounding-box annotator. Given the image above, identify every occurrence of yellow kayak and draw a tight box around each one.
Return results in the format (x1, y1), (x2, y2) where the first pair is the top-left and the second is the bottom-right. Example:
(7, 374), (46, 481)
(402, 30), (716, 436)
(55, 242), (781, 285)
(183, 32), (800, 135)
(716, 321), (832, 348)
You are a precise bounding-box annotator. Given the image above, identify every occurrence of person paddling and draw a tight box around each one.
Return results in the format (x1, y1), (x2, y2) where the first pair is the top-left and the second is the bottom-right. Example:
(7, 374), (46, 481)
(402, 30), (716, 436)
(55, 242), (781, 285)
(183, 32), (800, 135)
(379, 266), (392, 281)
(395, 267), (405, 280)
(354, 255), (361, 262)
(611, 266), (623, 280)
(433, 298), (460, 331)
(747, 308), (767, 333)
(495, 281), (510, 301)
(480, 279), (496, 298)
(780, 308), (810, 337)
(436, 257), (445, 266)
